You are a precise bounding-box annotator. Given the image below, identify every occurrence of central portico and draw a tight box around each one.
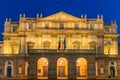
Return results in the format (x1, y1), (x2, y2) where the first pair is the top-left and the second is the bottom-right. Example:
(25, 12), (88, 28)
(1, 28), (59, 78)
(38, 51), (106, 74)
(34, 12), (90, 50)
(28, 50), (96, 80)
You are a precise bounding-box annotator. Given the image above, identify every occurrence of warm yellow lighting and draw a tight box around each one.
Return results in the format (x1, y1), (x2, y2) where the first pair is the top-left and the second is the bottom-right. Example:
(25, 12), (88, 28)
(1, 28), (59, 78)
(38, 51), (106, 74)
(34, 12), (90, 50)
(77, 60), (80, 63)
(37, 57), (48, 77)
(57, 58), (68, 77)
(59, 59), (64, 64)
(44, 59), (48, 64)
(76, 58), (87, 77)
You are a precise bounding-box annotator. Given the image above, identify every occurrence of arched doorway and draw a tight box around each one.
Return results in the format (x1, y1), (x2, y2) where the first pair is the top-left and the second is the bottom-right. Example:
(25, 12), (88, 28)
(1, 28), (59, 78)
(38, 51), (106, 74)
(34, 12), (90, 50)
(57, 57), (68, 79)
(110, 66), (115, 77)
(37, 57), (48, 79)
(76, 58), (87, 79)
(4, 60), (13, 77)
(109, 61), (117, 78)
(7, 66), (12, 77)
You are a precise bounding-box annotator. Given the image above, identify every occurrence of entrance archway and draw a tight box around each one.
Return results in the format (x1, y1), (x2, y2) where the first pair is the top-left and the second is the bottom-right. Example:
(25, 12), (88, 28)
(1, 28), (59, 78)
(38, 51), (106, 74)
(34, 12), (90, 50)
(37, 57), (48, 79)
(110, 66), (115, 77)
(57, 57), (68, 79)
(4, 60), (13, 77)
(7, 66), (12, 77)
(76, 58), (87, 79)
(109, 61), (117, 78)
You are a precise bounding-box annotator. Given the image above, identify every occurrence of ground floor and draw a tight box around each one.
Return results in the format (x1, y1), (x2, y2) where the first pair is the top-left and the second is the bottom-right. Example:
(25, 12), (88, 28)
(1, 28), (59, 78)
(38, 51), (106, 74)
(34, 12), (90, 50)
(0, 53), (120, 80)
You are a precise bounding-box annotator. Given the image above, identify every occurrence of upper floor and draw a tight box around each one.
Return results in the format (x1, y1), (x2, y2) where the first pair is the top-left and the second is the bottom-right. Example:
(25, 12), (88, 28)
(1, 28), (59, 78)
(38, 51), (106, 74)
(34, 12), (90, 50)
(1, 11), (119, 56)
(3, 11), (117, 34)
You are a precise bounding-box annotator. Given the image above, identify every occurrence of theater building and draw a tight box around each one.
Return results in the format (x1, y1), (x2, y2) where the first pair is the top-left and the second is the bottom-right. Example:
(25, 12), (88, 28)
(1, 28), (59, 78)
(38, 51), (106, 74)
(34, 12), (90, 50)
(0, 11), (120, 80)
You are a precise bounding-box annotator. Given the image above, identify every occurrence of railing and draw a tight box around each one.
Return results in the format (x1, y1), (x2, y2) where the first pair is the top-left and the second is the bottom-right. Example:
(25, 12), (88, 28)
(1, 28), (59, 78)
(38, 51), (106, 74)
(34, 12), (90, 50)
(0, 53), (28, 57)
(28, 49), (96, 54)
(96, 54), (119, 57)
(37, 27), (96, 30)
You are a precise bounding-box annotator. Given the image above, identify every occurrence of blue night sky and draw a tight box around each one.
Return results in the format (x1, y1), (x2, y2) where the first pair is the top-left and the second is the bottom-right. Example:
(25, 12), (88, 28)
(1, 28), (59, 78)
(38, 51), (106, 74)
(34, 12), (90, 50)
(0, 0), (120, 42)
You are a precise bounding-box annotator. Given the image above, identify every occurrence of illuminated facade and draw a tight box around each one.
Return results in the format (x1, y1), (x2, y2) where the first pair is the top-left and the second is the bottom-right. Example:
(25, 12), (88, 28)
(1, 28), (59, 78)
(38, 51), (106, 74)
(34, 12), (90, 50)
(0, 11), (120, 80)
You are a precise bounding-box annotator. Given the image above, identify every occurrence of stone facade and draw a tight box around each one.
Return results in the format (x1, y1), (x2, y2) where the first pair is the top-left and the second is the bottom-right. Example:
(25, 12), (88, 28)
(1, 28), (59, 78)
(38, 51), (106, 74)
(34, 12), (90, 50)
(0, 11), (120, 80)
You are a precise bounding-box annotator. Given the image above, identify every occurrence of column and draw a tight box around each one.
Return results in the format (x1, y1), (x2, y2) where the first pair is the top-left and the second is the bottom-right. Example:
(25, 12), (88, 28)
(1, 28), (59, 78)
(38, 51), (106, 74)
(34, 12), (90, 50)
(88, 56), (96, 79)
(52, 34), (57, 49)
(48, 58), (57, 80)
(67, 35), (72, 49)
(19, 34), (26, 54)
(38, 35), (42, 49)
(97, 36), (104, 54)
(68, 57), (76, 80)
(35, 35), (39, 49)
(3, 37), (10, 54)
(101, 36), (104, 54)
(28, 58), (37, 79)
(81, 35), (88, 49)
(113, 38), (118, 55)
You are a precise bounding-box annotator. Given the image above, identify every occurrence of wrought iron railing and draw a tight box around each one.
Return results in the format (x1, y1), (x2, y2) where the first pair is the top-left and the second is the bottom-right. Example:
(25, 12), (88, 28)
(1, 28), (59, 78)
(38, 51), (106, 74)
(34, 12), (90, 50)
(28, 49), (96, 54)
(96, 54), (119, 57)
(0, 53), (28, 57)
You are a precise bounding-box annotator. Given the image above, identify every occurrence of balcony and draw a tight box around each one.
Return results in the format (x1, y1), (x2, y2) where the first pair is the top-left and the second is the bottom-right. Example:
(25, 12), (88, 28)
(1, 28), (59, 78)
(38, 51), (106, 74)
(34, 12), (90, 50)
(0, 54), (28, 57)
(28, 49), (96, 54)
(96, 54), (119, 58)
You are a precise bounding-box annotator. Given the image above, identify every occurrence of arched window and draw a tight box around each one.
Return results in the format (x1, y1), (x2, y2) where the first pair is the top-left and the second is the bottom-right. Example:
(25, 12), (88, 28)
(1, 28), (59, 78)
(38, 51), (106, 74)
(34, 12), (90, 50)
(72, 41), (81, 49)
(89, 41), (97, 49)
(27, 41), (34, 49)
(43, 41), (50, 49)
(4, 60), (13, 77)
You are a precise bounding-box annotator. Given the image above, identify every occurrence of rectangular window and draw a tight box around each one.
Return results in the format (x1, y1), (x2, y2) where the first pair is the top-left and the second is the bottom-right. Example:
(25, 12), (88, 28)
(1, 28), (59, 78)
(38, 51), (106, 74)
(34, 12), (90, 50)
(112, 28), (116, 33)
(18, 65), (22, 74)
(59, 23), (64, 29)
(100, 66), (104, 74)
(74, 23), (79, 29)
(90, 24), (94, 30)
(29, 24), (33, 29)
(45, 23), (49, 29)
(13, 26), (18, 32)
(11, 46), (17, 54)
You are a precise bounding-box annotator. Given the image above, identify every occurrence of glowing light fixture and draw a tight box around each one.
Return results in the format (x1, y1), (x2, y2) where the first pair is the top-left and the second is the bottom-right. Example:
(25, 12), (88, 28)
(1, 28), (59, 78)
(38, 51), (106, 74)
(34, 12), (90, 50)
(60, 59), (64, 64)
(44, 59), (48, 64)
(77, 59), (80, 63)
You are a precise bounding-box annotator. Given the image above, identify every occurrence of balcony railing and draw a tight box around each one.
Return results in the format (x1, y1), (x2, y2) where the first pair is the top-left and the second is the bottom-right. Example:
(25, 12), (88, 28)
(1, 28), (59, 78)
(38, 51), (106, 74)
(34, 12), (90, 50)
(28, 49), (96, 54)
(37, 27), (96, 30)
(96, 54), (119, 58)
(0, 53), (28, 57)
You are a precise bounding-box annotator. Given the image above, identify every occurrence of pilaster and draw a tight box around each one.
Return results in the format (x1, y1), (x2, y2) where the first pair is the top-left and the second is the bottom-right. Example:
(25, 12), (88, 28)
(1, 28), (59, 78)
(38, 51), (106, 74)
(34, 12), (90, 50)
(88, 56), (96, 79)
(28, 57), (37, 79)
(68, 57), (76, 80)
(48, 57), (57, 80)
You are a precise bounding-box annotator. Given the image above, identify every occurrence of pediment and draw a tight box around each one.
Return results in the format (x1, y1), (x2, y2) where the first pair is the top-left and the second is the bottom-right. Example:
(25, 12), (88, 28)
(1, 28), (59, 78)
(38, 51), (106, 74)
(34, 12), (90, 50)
(41, 11), (81, 21)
